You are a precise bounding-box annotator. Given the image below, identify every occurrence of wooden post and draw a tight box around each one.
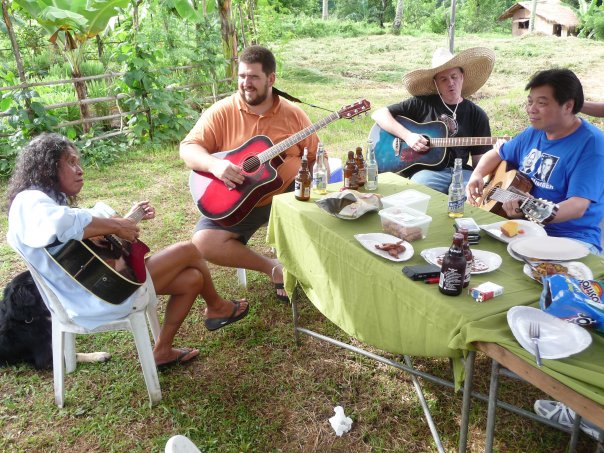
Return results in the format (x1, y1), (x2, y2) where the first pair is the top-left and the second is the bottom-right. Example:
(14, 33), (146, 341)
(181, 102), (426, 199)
(449, 0), (457, 53)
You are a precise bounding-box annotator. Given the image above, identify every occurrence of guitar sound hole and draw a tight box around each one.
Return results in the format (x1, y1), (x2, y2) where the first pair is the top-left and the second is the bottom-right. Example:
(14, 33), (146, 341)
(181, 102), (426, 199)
(242, 156), (261, 173)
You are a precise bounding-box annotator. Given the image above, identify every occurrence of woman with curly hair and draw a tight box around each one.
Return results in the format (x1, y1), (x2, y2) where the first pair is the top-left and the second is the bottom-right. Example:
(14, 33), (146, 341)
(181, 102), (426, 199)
(7, 133), (249, 368)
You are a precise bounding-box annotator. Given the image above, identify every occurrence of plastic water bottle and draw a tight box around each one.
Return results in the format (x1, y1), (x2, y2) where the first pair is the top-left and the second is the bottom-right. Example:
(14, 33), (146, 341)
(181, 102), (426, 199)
(447, 158), (465, 218)
(365, 139), (378, 191)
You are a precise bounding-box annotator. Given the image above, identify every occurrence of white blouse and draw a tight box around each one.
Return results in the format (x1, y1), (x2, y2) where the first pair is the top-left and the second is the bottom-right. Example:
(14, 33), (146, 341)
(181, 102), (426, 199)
(7, 190), (145, 329)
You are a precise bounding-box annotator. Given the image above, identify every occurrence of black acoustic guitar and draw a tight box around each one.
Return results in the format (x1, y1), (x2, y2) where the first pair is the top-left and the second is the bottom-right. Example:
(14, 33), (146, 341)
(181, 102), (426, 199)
(368, 116), (509, 173)
(45, 205), (149, 305)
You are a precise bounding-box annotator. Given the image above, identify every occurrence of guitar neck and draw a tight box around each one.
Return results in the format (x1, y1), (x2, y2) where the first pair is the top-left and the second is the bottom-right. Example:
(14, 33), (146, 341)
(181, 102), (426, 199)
(257, 111), (341, 163)
(106, 205), (146, 248)
(489, 187), (528, 204)
(430, 136), (508, 148)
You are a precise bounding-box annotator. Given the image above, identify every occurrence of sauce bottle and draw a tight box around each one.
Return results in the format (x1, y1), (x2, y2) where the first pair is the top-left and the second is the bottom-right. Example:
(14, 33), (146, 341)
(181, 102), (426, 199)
(294, 148), (311, 201)
(343, 150), (359, 190)
(355, 146), (366, 187)
(438, 233), (467, 296)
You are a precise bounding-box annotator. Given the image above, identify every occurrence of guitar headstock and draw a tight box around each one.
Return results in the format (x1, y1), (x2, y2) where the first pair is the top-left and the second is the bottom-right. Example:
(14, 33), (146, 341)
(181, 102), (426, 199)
(338, 99), (371, 119)
(521, 198), (559, 225)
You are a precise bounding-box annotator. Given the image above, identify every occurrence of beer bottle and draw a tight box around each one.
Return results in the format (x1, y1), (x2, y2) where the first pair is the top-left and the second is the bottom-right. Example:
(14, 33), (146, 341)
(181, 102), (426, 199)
(343, 150), (359, 190)
(313, 143), (327, 195)
(355, 146), (366, 187)
(448, 158), (465, 218)
(438, 233), (467, 296)
(365, 139), (378, 191)
(458, 228), (473, 288)
(294, 148), (311, 201)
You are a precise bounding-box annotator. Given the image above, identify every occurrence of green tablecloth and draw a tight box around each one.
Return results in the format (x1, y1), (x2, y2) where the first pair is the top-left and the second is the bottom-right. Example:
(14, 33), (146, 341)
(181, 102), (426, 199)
(267, 172), (604, 392)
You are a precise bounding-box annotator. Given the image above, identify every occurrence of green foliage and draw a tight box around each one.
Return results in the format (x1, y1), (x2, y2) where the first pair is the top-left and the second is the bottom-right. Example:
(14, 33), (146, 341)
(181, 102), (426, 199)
(577, 0), (604, 40)
(76, 134), (129, 168)
(113, 31), (197, 145)
(255, 10), (385, 43)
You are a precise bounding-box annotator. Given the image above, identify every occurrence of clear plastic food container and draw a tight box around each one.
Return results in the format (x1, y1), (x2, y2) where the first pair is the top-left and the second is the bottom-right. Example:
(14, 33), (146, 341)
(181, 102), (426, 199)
(380, 189), (431, 213)
(378, 205), (432, 242)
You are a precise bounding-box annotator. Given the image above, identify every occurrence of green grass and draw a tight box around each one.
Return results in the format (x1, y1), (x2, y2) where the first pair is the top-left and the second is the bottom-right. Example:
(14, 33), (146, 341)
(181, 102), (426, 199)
(1, 33), (604, 452)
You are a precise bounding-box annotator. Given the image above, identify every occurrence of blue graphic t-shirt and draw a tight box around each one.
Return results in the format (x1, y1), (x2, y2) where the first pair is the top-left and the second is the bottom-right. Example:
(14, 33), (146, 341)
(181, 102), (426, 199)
(499, 119), (604, 251)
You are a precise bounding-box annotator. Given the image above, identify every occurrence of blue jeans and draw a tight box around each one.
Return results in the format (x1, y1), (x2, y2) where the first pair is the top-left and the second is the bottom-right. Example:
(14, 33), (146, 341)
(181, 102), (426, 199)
(410, 168), (474, 194)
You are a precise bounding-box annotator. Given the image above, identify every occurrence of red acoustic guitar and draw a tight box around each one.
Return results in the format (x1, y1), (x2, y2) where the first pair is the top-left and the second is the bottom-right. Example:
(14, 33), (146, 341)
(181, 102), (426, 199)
(189, 99), (371, 227)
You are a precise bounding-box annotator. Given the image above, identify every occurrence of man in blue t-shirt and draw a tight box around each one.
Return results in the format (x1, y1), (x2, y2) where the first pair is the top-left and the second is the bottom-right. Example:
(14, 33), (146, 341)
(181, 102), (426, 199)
(466, 68), (604, 253)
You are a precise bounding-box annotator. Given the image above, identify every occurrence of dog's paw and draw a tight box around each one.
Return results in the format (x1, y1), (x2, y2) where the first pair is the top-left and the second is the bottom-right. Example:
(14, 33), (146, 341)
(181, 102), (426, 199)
(76, 351), (111, 363)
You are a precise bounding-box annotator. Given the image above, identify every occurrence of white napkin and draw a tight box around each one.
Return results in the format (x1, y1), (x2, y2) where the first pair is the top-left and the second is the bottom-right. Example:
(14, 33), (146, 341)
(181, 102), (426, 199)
(329, 406), (353, 436)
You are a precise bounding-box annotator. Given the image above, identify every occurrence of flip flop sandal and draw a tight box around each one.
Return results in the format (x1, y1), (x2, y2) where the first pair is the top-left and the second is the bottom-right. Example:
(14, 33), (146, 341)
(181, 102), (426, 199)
(156, 347), (199, 370)
(271, 264), (290, 303)
(204, 300), (249, 331)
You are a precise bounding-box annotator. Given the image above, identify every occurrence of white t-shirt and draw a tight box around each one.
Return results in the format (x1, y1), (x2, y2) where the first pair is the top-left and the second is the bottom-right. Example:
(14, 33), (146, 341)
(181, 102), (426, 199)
(7, 189), (146, 329)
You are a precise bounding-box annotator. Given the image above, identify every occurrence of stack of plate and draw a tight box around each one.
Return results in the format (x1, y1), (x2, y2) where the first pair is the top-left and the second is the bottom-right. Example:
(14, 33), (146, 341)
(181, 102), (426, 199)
(507, 237), (590, 262)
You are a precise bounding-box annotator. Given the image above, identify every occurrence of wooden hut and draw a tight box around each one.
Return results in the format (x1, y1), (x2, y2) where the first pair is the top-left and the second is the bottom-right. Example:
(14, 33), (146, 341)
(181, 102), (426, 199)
(498, 0), (579, 37)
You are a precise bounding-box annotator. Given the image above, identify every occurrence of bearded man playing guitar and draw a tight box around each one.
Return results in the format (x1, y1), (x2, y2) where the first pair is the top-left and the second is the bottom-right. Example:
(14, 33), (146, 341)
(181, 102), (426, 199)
(466, 69), (604, 254)
(370, 47), (495, 193)
(180, 45), (320, 303)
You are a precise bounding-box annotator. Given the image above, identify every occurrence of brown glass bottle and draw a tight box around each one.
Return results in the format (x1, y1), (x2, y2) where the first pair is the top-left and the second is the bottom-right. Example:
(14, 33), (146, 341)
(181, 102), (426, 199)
(458, 228), (473, 288)
(343, 150), (359, 190)
(438, 233), (467, 296)
(355, 146), (366, 187)
(294, 148), (311, 201)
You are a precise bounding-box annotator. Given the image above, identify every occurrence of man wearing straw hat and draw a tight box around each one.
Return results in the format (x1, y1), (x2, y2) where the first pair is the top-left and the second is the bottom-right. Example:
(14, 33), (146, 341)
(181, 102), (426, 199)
(372, 47), (495, 194)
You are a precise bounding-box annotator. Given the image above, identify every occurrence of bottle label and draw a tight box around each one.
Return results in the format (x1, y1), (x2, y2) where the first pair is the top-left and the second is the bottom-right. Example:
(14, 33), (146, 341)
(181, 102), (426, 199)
(303, 186), (310, 198)
(294, 180), (302, 197)
(439, 267), (464, 292)
(313, 172), (326, 190)
(448, 197), (465, 212)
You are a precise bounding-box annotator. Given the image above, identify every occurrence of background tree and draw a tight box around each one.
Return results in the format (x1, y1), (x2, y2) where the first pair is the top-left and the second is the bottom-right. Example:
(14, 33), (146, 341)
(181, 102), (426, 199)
(15, 0), (130, 132)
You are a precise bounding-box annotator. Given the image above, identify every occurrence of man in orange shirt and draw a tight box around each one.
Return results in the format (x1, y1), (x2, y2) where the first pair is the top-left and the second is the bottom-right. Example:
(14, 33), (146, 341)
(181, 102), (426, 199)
(180, 45), (319, 303)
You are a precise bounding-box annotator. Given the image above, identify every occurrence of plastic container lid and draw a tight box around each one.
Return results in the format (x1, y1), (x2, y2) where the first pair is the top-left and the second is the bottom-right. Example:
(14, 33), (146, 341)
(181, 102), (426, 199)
(381, 189), (431, 213)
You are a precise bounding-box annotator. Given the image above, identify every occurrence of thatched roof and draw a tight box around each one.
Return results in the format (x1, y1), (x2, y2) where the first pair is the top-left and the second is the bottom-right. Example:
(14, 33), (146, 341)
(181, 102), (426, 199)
(498, 1), (579, 27)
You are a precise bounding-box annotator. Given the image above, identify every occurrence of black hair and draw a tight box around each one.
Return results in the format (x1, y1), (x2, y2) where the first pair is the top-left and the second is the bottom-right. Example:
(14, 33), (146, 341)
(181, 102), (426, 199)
(7, 133), (78, 209)
(525, 69), (584, 114)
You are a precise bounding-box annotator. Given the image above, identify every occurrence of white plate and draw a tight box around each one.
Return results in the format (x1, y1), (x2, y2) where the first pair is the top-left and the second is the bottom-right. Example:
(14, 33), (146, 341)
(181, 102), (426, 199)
(354, 233), (414, 262)
(522, 261), (593, 282)
(508, 236), (590, 262)
(507, 306), (592, 359)
(479, 220), (547, 244)
(420, 247), (502, 274)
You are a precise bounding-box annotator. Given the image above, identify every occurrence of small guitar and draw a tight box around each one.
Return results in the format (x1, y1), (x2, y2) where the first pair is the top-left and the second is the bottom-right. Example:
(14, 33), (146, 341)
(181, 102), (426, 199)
(45, 205), (150, 305)
(368, 116), (510, 173)
(189, 99), (371, 227)
(477, 162), (558, 224)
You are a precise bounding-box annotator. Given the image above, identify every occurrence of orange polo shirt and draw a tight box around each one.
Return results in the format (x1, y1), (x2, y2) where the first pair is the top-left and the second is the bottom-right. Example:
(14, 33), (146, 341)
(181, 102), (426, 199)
(182, 92), (319, 206)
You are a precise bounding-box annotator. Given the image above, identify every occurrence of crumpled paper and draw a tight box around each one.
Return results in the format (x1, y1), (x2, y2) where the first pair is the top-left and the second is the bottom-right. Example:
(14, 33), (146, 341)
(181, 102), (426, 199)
(329, 406), (353, 436)
(315, 190), (382, 219)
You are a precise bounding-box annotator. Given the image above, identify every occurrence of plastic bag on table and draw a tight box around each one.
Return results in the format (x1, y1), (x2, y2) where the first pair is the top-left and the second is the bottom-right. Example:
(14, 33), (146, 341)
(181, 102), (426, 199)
(315, 190), (382, 220)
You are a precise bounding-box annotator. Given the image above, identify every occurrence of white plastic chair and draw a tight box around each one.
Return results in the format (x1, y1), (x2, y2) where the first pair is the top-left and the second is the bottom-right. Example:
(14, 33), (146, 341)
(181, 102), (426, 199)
(15, 251), (162, 408)
(165, 435), (202, 453)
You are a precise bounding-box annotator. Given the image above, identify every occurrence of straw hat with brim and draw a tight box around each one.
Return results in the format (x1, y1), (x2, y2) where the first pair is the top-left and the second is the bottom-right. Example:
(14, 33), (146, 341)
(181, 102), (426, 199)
(402, 47), (495, 98)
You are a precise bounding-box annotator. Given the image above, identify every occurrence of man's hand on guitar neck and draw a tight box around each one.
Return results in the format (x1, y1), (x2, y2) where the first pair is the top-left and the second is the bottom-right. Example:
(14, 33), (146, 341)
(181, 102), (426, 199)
(126, 200), (155, 221)
(84, 217), (140, 242)
(501, 198), (526, 219)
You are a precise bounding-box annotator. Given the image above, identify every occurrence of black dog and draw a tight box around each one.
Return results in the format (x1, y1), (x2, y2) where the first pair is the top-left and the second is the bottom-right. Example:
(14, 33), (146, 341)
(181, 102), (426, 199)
(0, 271), (53, 369)
(0, 271), (110, 370)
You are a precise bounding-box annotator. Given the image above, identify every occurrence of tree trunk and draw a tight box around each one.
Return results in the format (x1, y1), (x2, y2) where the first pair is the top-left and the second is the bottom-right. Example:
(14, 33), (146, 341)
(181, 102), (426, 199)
(71, 66), (91, 133)
(529, 0), (537, 32)
(96, 35), (104, 59)
(322, 0), (328, 20)
(448, 0), (457, 53)
(218, 0), (238, 79)
(393, 0), (404, 34)
(2, 0), (33, 122)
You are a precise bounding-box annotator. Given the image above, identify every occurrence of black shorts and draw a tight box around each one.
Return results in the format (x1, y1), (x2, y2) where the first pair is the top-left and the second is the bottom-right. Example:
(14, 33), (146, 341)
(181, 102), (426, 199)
(194, 203), (272, 245)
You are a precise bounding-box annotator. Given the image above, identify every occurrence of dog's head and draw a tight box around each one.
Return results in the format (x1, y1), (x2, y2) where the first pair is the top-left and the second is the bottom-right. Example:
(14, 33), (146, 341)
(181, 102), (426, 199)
(0, 271), (50, 324)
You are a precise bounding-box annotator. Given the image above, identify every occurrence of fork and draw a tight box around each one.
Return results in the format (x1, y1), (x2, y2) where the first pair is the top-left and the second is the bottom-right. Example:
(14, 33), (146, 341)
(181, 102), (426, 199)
(529, 322), (542, 367)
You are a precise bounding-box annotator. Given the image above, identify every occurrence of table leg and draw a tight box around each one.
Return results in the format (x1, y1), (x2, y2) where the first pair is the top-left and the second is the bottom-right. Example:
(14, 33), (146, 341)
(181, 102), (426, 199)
(291, 290), (300, 346)
(485, 359), (501, 452)
(458, 351), (475, 453)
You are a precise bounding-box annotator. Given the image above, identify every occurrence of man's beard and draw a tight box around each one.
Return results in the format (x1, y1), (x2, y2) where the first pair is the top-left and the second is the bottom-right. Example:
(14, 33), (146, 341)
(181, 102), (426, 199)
(240, 83), (269, 106)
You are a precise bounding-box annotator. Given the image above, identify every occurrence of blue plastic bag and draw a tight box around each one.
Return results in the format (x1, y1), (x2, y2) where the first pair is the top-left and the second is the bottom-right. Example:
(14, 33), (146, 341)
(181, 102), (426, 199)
(539, 274), (604, 332)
